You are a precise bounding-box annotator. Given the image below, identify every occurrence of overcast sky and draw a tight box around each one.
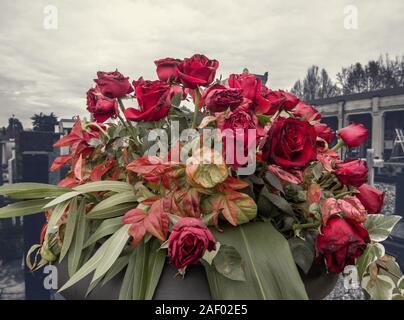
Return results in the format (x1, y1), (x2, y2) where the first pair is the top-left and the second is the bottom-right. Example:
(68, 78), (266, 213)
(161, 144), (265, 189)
(1, 0), (404, 127)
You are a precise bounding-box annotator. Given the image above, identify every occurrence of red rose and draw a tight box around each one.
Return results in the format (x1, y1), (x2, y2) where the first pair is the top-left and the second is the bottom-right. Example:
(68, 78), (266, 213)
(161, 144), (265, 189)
(316, 216), (370, 273)
(94, 70), (133, 99)
(335, 159), (368, 187)
(337, 123), (369, 148)
(202, 84), (243, 112)
(314, 123), (335, 145)
(176, 54), (219, 89)
(86, 87), (118, 123)
(357, 184), (384, 214)
(218, 107), (262, 167)
(293, 101), (321, 121)
(262, 117), (317, 168)
(124, 78), (183, 122)
(321, 196), (367, 225)
(154, 57), (182, 82)
(255, 89), (300, 115)
(168, 217), (216, 270)
(228, 73), (262, 102)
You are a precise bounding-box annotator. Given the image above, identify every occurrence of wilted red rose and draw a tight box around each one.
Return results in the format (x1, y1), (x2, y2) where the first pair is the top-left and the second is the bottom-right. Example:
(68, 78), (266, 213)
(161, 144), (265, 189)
(168, 217), (216, 270)
(228, 73), (262, 102)
(335, 159), (368, 187)
(262, 117), (317, 168)
(86, 87), (118, 123)
(202, 84), (243, 112)
(316, 216), (370, 273)
(317, 149), (339, 171)
(94, 70), (133, 99)
(357, 184), (384, 214)
(293, 101), (321, 121)
(124, 78), (183, 122)
(314, 123), (335, 145)
(154, 57), (182, 82)
(176, 54), (219, 89)
(255, 89), (300, 115)
(321, 196), (367, 224)
(337, 123), (369, 148)
(218, 107), (262, 167)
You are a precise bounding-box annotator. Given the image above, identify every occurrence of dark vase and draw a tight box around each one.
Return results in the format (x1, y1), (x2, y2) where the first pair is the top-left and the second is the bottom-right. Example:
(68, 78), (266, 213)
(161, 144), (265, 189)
(56, 258), (337, 300)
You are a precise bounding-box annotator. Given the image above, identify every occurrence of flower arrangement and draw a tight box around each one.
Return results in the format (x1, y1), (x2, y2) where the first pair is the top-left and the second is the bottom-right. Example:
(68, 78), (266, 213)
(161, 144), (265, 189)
(0, 54), (403, 300)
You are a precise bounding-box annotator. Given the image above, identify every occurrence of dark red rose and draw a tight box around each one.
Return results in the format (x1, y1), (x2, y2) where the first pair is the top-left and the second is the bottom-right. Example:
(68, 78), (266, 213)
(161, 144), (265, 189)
(357, 184), (384, 214)
(154, 57), (182, 82)
(335, 159), (368, 187)
(337, 122), (369, 148)
(314, 123), (335, 145)
(94, 70), (133, 99)
(262, 117), (317, 168)
(218, 107), (262, 167)
(86, 87), (118, 123)
(316, 216), (370, 273)
(124, 78), (183, 122)
(293, 101), (321, 121)
(168, 217), (216, 270)
(255, 89), (300, 115)
(202, 84), (243, 112)
(228, 73), (262, 102)
(176, 54), (219, 89)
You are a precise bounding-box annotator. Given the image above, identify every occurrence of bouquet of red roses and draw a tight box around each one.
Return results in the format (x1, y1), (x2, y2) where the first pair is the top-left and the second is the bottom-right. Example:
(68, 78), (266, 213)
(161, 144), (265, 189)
(0, 54), (402, 300)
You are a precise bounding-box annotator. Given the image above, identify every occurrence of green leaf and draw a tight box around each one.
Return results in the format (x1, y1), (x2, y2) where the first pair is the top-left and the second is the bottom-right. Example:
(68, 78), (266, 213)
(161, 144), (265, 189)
(44, 191), (81, 209)
(87, 191), (138, 216)
(102, 253), (131, 286)
(202, 242), (221, 265)
(84, 216), (123, 248)
(144, 239), (166, 300)
(0, 199), (49, 218)
(204, 222), (308, 299)
(86, 202), (137, 219)
(73, 181), (133, 193)
(213, 244), (246, 281)
(0, 183), (69, 199)
(119, 250), (137, 300)
(398, 276), (404, 293)
(356, 243), (385, 279)
(362, 274), (395, 300)
(91, 224), (131, 282)
(170, 92), (182, 107)
(265, 172), (283, 193)
(256, 114), (271, 126)
(59, 198), (79, 262)
(288, 237), (315, 275)
(259, 188), (294, 216)
(364, 214), (402, 242)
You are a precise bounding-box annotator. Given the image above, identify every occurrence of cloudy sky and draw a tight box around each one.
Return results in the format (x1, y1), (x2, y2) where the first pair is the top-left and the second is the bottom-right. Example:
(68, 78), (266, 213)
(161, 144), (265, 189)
(1, 0), (403, 127)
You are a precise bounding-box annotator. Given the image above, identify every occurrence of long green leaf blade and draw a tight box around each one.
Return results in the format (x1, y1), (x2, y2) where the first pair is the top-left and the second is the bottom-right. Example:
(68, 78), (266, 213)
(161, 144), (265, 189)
(0, 199), (50, 218)
(83, 216), (123, 248)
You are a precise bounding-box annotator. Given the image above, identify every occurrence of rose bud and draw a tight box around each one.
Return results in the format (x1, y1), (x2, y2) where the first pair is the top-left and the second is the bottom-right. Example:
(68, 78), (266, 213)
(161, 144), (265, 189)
(124, 78), (183, 122)
(314, 123), (335, 145)
(337, 122), (369, 148)
(176, 54), (219, 89)
(94, 70), (133, 99)
(255, 89), (300, 115)
(202, 84), (243, 112)
(316, 216), (370, 273)
(228, 73), (262, 102)
(357, 184), (385, 214)
(86, 87), (119, 123)
(334, 159), (368, 187)
(262, 117), (317, 168)
(154, 57), (182, 82)
(168, 217), (216, 270)
(293, 101), (321, 121)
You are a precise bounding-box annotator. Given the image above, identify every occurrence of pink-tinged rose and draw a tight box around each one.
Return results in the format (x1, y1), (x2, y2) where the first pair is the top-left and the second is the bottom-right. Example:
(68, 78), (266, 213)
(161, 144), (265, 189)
(168, 217), (216, 270)
(308, 183), (322, 205)
(94, 70), (133, 99)
(176, 54), (219, 89)
(86, 87), (119, 123)
(317, 149), (339, 171)
(335, 159), (368, 187)
(321, 198), (341, 224)
(124, 78), (183, 122)
(316, 216), (370, 273)
(255, 89), (300, 115)
(262, 117), (317, 168)
(337, 123), (369, 148)
(314, 123), (335, 145)
(154, 57), (182, 82)
(202, 84), (243, 112)
(267, 164), (303, 184)
(293, 101), (321, 121)
(321, 196), (368, 224)
(228, 73), (262, 102)
(357, 184), (384, 214)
